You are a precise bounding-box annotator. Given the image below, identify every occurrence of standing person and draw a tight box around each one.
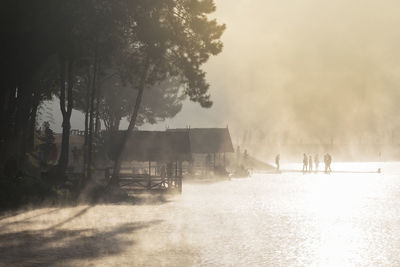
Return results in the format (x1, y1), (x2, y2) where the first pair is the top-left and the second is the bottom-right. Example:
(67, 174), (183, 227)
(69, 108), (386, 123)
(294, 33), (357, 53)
(308, 155), (313, 172)
(314, 154), (319, 172)
(275, 154), (280, 171)
(303, 153), (308, 172)
(244, 149), (248, 165)
(327, 153), (332, 172)
(324, 154), (328, 173)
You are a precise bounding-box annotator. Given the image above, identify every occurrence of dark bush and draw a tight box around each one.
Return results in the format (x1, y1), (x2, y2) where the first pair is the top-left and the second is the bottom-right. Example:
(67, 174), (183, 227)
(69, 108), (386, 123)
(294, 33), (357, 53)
(0, 174), (53, 211)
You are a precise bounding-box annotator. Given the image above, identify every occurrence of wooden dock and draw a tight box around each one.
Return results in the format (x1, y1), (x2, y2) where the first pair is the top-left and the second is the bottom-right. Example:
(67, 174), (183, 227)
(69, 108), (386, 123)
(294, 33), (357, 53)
(259, 169), (381, 174)
(107, 131), (191, 194)
(103, 162), (183, 194)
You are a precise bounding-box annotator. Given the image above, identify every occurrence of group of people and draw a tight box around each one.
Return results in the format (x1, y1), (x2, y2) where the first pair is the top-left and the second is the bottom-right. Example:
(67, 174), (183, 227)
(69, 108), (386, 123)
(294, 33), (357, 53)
(302, 153), (332, 173)
(274, 153), (333, 173)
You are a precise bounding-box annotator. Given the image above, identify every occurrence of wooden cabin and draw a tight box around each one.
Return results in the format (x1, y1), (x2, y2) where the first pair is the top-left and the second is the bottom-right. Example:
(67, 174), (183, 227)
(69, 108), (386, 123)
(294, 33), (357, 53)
(107, 131), (192, 192)
(166, 127), (235, 176)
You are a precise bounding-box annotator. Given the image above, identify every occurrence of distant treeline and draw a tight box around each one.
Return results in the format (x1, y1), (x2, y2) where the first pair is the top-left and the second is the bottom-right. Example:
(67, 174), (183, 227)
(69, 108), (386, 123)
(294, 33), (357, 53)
(0, 0), (225, 207)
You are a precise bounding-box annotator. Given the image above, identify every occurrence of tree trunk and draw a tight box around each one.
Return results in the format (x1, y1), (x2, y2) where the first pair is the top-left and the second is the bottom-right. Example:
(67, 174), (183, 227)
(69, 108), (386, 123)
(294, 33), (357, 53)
(108, 59), (150, 187)
(13, 86), (27, 162)
(14, 82), (35, 166)
(94, 90), (101, 137)
(112, 115), (122, 132)
(82, 88), (90, 176)
(58, 56), (74, 177)
(0, 88), (11, 143)
(86, 52), (98, 181)
(0, 87), (17, 164)
(0, 88), (10, 165)
(26, 93), (40, 153)
(82, 68), (92, 180)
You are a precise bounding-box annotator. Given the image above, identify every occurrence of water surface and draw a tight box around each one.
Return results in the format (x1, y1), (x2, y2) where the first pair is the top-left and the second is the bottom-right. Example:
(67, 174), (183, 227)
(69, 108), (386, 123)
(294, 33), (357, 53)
(1, 162), (400, 266)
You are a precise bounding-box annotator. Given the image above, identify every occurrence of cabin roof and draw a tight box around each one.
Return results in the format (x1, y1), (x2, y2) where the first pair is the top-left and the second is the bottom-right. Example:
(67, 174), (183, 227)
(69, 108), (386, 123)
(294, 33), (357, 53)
(108, 130), (192, 162)
(166, 128), (234, 154)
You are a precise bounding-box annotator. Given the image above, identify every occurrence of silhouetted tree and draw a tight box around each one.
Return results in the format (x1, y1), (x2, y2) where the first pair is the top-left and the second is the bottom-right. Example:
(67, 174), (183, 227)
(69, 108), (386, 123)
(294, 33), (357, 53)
(0, 1), (58, 168)
(98, 75), (185, 133)
(0, 0), (225, 200)
(108, 0), (225, 185)
(54, 0), (126, 180)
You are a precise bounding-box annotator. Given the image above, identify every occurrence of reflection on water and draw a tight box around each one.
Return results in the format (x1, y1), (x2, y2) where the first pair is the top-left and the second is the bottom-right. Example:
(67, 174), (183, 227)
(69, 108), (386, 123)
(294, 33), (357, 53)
(1, 162), (400, 266)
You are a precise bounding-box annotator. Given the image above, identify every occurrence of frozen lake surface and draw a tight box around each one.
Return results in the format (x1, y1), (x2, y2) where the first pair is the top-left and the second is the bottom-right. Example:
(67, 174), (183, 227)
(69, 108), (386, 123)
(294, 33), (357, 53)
(1, 162), (400, 266)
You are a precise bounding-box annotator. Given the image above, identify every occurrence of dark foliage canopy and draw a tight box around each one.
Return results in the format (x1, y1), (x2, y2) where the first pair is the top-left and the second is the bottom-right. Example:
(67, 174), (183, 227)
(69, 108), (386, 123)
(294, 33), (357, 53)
(0, 0), (225, 195)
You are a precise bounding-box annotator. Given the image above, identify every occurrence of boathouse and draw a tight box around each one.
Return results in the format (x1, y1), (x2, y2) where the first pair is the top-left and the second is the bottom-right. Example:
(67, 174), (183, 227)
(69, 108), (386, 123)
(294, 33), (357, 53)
(107, 130), (192, 192)
(166, 127), (235, 176)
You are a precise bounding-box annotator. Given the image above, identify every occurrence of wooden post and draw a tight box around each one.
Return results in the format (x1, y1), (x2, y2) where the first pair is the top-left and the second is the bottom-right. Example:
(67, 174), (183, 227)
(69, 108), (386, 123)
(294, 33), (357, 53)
(148, 160), (151, 176)
(213, 153), (216, 169)
(167, 162), (171, 188)
(175, 160), (178, 187)
(147, 161), (151, 189)
(178, 161), (182, 193)
(161, 163), (166, 188)
(178, 174), (182, 193)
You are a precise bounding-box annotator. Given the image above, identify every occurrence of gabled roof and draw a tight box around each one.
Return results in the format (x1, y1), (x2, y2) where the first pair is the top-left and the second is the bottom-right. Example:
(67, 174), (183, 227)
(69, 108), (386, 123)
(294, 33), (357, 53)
(108, 130), (192, 162)
(166, 128), (234, 154)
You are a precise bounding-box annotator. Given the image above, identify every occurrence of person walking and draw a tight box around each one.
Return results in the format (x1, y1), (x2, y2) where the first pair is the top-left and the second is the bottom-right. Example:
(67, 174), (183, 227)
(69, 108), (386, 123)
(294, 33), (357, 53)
(275, 154), (280, 171)
(303, 153), (308, 172)
(308, 155), (313, 172)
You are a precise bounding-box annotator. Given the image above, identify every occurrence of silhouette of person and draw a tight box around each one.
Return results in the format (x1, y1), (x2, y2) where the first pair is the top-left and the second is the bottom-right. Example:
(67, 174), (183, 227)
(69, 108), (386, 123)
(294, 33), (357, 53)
(327, 153), (332, 172)
(314, 154), (319, 171)
(275, 154), (280, 171)
(303, 153), (308, 172)
(308, 155), (313, 172)
(324, 154), (328, 173)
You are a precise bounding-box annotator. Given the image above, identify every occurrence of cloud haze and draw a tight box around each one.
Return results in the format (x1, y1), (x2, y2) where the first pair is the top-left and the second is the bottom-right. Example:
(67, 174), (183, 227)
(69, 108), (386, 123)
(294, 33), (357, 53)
(159, 0), (400, 145)
(47, 0), (400, 150)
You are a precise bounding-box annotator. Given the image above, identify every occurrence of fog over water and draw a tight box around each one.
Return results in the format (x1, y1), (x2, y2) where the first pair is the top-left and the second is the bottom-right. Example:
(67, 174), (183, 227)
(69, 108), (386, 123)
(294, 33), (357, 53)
(2, 162), (400, 266)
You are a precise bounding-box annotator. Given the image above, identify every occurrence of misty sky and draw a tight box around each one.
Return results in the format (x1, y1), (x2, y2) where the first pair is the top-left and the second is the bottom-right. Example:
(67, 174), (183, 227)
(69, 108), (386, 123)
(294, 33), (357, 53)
(45, 0), (400, 144)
